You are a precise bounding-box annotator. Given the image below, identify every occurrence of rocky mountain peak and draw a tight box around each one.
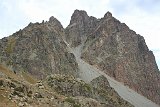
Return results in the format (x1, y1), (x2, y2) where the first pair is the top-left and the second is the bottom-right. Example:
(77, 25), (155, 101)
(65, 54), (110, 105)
(0, 9), (160, 107)
(104, 11), (112, 19)
(69, 9), (89, 25)
(49, 16), (60, 24)
(74, 9), (88, 15)
(48, 16), (64, 31)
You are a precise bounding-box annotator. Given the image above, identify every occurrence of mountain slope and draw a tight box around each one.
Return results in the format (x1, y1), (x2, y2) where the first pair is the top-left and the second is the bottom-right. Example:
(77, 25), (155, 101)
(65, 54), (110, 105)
(65, 10), (160, 105)
(0, 11), (134, 107)
(0, 9), (160, 107)
(67, 36), (159, 107)
(0, 65), (133, 107)
(0, 16), (78, 79)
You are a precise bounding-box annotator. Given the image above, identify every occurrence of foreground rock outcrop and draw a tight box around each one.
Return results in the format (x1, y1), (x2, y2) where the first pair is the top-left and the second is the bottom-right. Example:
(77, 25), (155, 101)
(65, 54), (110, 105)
(0, 68), (133, 107)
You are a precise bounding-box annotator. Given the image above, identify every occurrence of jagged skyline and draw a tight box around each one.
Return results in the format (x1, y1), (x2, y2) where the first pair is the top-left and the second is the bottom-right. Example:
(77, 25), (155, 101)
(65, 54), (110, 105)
(0, 0), (160, 69)
(0, 4), (160, 106)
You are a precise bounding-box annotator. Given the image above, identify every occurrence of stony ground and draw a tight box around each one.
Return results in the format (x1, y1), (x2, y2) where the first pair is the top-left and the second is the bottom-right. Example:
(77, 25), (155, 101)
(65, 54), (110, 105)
(0, 69), (133, 107)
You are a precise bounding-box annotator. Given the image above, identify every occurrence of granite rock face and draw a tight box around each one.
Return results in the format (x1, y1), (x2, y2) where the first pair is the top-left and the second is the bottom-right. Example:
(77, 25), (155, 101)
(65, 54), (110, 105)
(0, 17), (78, 79)
(66, 10), (160, 105)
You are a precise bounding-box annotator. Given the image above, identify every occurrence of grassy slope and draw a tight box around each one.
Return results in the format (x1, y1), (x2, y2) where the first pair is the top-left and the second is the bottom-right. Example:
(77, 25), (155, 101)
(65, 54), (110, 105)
(0, 64), (37, 84)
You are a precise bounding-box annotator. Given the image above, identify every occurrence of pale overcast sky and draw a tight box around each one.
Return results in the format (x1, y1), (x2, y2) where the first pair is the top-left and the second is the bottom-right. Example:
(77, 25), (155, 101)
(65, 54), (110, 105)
(0, 0), (160, 69)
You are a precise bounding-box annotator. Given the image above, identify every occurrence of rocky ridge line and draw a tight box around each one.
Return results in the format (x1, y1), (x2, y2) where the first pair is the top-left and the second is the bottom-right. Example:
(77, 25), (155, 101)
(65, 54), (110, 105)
(0, 9), (160, 106)
(65, 10), (160, 105)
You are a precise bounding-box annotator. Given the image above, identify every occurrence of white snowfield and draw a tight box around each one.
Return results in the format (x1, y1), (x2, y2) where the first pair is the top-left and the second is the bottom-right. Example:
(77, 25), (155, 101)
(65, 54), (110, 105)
(67, 42), (160, 107)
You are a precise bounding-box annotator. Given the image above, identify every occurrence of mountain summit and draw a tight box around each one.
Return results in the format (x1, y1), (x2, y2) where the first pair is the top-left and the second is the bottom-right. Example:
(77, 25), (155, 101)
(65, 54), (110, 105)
(66, 10), (160, 105)
(0, 10), (160, 107)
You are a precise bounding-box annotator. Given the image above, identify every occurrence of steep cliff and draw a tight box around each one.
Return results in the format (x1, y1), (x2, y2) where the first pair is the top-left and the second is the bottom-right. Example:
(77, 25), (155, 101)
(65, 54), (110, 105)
(0, 16), (78, 79)
(65, 10), (160, 105)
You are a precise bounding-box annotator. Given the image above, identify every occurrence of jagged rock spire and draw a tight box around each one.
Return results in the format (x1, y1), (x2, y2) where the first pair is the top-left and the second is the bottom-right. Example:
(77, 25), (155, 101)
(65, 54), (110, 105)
(69, 9), (89, 25)
(104, 11), (112, 18)
(49, 16), (62, 26)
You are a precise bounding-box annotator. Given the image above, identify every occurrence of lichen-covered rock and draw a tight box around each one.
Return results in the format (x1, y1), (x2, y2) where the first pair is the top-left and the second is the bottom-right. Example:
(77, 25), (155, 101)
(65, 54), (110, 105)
(90, 75), (110, 90)
(0, 17), (78, 79)
(0, 73), (133, 107)
(73, 10), (160, 105)
(45, 74), (93, 97)
(65, 9), (99, 47)
(45, 74), (133, 107)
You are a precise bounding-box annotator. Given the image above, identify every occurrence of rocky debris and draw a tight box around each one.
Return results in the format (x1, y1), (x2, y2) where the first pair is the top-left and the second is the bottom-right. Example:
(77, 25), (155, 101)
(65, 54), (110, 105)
(90, 75), (110, 90)
(45, 74), (133, 107)
(67, 10), (160, 105)
(0, 74), (133, 107)
(35, 81), (45, 89)
(64, 96), (105, 107)
(46, 74), (93, 97)
(0, 77), (31, 106)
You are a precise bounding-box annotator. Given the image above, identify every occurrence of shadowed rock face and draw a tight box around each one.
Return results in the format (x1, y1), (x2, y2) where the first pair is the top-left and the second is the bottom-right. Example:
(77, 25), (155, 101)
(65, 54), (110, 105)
(0, 17), (78, 79)
(65, 10), (160, 105)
